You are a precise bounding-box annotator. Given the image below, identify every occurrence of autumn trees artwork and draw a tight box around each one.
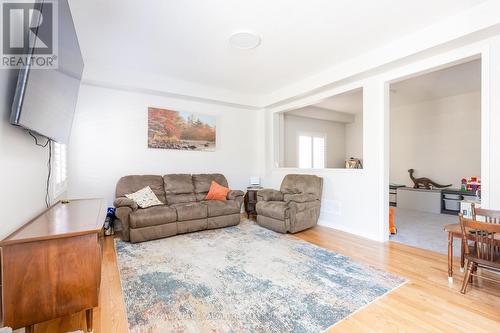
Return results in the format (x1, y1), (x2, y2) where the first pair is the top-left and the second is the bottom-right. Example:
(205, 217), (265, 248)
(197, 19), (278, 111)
(148, 107), (216, 151)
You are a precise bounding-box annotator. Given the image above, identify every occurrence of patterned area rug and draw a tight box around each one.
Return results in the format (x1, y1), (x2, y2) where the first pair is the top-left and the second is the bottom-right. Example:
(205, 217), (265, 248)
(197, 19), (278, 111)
(116, 220), (406, 333)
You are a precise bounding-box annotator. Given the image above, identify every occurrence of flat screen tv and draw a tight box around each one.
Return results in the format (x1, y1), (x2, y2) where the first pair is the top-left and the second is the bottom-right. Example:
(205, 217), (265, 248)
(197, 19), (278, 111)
(10, 0), (84, 144)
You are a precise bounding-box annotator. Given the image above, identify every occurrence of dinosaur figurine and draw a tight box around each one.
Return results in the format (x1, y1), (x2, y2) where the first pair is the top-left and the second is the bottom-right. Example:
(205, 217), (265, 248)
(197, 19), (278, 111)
(408, 169), (451, 189)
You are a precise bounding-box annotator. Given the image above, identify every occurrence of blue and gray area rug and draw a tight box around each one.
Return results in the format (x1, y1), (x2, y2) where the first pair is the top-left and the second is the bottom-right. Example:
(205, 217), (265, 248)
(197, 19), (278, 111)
(116, 220), (406, 333)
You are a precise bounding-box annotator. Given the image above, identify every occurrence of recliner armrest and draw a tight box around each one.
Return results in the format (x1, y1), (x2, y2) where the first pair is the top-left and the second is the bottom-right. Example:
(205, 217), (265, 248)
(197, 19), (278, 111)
(114, 197), (138, 211)
(257, 189), (284, 202)
(284, 193), (317, 203)
(227, 190), (244, 200)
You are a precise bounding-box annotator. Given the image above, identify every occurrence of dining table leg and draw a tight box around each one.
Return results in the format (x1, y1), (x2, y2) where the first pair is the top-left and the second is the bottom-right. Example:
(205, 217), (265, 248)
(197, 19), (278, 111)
(448, 231), (453, 284)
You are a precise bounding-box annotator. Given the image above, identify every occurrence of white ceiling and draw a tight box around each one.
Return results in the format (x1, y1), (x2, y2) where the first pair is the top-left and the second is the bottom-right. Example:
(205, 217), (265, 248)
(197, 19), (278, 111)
(314, 88), (363, 114)
(286, 88), (362, 122)
(286, 107), (356, 123)
(68, 0), (487, 99)
(290, 59), (481, 119)
(390, 59), (481, 107)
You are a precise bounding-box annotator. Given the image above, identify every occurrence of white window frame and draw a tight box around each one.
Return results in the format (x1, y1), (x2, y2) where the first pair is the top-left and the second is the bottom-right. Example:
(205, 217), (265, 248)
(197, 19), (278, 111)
(296, 131), (327, 169)
(52, 141), (68, 199)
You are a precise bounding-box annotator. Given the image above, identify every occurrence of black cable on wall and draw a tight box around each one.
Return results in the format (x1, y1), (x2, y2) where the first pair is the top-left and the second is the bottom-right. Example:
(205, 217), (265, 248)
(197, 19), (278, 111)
(28, 130), (52, 208)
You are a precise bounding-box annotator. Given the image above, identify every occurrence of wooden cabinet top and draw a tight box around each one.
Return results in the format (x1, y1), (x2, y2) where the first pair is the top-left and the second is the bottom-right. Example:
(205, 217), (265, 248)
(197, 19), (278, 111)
(1, 198), (107, 246)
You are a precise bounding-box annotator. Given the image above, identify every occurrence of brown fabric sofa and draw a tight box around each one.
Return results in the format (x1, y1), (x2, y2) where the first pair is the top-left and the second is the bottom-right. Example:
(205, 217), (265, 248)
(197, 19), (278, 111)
(114, 174), (244, 243)
(256, 174), (323, 233)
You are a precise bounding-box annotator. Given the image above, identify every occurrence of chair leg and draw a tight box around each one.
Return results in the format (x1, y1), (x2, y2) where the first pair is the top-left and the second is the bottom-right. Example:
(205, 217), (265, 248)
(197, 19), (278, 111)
(461, 261), (473, 294)
(469, 262), (478, 283)
(460, 239), (465, 272)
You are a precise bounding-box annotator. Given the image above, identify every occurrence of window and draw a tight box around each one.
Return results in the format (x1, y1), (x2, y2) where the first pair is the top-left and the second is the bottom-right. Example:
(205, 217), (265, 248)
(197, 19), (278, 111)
(53, 142), (67, 197)
(298, 134), (325, 169)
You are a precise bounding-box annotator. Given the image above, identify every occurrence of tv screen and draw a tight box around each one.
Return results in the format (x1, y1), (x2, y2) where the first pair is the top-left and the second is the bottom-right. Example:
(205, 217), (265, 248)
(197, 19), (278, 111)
(10, 0), (84, 144)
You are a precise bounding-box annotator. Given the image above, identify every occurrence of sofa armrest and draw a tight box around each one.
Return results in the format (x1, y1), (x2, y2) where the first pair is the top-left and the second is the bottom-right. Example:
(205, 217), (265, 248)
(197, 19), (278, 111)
(284, 193), (317, 203)
(115, 206), (133, 241)
(114, 197), (138, 211)
(257, 189), (284, 202)
(227, 190), (244, 200)
(228, 189), (245, 208)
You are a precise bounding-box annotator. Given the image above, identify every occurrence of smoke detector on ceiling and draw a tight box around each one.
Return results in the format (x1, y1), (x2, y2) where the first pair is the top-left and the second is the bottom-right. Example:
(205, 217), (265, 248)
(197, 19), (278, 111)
(229, 31), (261, 50)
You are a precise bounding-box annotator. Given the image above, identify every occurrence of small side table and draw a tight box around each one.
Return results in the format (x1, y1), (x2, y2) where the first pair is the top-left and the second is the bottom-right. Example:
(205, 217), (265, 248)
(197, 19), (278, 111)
(244, 186), (262, 220)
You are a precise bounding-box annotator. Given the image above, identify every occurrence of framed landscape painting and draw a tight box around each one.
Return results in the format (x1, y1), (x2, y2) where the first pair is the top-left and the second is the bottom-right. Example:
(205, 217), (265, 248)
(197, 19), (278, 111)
(148, 107), (216, 151)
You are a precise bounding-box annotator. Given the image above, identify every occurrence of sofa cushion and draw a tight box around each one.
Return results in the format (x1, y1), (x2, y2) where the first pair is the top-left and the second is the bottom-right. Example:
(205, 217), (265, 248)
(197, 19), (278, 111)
(163, 174), (197, 204)
(129, 205), (177, 228)
(256, 201), (288, 220)
(164, 174), (194, 194)
(130, 223), (178, 243)
(116, 175), (166, 203)
(192, 174), (228, 201)
(177, 219), (207, 234)
(165, 194), (197, 205)
(208, 214), (240, 229)
(172, 202), (208, 221)
(280, 174), (323, 200)
(201, 200), (240, 217)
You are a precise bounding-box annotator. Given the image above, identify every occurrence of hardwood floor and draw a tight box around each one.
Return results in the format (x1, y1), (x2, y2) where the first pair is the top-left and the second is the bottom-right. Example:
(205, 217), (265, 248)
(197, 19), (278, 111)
(34, 218), (500, 333)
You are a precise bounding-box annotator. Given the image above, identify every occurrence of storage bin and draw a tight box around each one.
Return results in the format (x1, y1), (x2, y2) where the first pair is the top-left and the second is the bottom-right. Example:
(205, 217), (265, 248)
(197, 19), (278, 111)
(462, 195), (477, 202)
(444, 198), (460, 211)
(444, 193), (461, 200)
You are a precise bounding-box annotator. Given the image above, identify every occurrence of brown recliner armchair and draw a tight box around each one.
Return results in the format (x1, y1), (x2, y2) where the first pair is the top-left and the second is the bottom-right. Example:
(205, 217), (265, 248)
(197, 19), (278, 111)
(256, 174), (323, 233)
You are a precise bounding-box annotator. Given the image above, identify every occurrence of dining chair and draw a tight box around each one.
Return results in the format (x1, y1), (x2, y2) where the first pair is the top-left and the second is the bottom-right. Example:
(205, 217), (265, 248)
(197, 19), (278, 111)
(459, 208), (500, 294)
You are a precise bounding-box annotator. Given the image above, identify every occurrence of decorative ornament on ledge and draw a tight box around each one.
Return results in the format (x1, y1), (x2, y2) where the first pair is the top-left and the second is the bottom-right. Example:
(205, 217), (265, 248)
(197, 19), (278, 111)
(408, 169), (451, 190)
(148, 107), (216, 151)
(345, 157), (363, 169)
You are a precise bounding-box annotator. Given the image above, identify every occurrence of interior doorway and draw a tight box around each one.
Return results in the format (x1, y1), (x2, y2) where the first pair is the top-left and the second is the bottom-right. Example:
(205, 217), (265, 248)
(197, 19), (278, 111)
(388, 58), (482, 254)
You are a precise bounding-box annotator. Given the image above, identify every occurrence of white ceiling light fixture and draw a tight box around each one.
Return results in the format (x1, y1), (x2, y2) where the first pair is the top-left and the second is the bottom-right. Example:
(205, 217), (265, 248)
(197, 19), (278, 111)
(229, 31), (261, 50)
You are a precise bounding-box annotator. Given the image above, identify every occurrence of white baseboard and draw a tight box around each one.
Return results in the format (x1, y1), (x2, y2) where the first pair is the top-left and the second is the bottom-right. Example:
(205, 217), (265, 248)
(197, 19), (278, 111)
(317, 213), (382, 242)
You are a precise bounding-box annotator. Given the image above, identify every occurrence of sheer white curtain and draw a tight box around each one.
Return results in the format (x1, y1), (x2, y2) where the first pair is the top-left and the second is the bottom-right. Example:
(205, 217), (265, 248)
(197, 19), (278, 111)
(298, 134), (325, 169)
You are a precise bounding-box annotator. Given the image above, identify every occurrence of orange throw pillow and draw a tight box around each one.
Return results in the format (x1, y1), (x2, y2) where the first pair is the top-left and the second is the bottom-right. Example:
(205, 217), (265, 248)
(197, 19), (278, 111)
(205, 181), (230, 201)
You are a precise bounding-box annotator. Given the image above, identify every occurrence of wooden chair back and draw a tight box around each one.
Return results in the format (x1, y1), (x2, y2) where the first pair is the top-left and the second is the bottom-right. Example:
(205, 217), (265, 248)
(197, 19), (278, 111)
(472, 206), (500, 223)
(459, 210), (500, 262)
(459, 205), (500, 293)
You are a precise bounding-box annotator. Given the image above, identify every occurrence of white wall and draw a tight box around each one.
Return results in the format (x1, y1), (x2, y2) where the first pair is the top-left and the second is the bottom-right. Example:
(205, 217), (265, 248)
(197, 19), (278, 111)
(486, 37), (500, 211)
(345, 112), (363, 160)
(390, 91), (481, 188)
(283, 114), (346, 168)
(0, 70), (50, 239)
(265, 81), (385, 241)
(67, 84), (261, 204)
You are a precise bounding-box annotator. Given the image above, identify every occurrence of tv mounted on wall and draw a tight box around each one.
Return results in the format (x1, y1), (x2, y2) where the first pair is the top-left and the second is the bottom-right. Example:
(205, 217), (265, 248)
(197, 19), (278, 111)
(9, 0), (84, 144)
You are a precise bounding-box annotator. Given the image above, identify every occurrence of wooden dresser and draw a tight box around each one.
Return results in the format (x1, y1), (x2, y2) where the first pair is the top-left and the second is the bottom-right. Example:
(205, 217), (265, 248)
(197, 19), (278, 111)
(0, 199), (106, 333)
